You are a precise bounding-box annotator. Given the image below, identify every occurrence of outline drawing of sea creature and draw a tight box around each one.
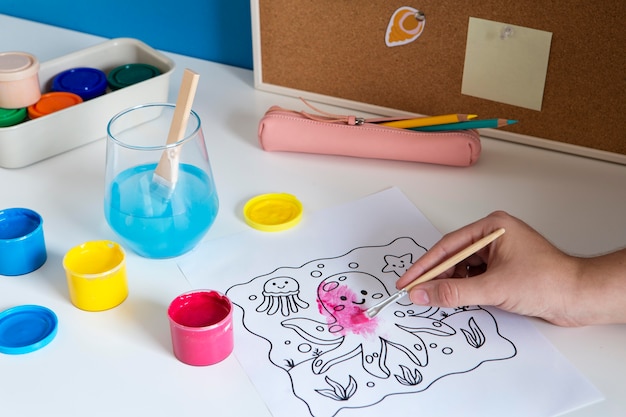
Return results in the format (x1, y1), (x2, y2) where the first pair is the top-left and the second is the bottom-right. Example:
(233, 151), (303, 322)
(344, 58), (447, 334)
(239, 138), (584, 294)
(256, 276), (310, 316)
(226, 237), (517, 417)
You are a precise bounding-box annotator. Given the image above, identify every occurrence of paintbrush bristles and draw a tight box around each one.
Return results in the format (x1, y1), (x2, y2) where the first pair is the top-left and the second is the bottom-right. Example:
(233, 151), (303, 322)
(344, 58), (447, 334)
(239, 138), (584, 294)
(365, 289), (407, 318)
(365, 228), (506, 319)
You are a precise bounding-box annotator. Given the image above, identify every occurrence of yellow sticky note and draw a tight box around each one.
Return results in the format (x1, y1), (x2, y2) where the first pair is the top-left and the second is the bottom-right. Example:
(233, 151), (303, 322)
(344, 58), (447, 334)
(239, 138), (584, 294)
(462, 17), (553, 111)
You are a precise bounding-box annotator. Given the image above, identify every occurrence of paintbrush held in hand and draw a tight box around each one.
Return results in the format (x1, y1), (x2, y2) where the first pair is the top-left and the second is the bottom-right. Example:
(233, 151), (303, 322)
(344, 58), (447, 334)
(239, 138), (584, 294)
(362, 228), (506, 320)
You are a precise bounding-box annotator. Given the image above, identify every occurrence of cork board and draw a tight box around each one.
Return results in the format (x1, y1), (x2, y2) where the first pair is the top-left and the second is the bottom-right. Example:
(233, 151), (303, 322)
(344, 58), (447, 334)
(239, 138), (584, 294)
(251, 0), (626, 164)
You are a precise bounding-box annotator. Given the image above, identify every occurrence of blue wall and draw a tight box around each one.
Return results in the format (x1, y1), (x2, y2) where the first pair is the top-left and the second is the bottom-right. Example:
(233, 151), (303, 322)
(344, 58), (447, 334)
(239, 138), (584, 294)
(0, 0), (253, 69)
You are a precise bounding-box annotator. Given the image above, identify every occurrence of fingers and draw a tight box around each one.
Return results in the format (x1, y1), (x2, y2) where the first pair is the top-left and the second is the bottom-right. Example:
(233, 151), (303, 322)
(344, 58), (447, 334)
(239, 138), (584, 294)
(408, 274), (498, 308)
(396, 212), (506, 290)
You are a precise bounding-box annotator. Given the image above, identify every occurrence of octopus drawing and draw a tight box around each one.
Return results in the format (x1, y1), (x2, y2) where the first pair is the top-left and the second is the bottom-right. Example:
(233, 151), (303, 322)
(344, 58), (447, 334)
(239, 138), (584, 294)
(283, 271), (456, 378)
(226, 237), (517, 417)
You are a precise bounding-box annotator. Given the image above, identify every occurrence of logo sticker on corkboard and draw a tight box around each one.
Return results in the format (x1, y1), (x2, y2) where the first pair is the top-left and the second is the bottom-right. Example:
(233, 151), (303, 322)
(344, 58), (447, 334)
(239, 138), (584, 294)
(385, 7), (426, 47)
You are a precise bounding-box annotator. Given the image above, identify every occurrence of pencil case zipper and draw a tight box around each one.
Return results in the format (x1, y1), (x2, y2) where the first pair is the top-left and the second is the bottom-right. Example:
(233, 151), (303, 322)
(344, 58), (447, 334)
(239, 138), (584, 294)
(263, 104), (416, 128)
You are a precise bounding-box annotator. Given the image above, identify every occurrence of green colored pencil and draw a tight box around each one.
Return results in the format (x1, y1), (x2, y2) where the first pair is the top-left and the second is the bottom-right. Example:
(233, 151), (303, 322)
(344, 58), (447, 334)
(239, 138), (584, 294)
(408, 118), (517, 132)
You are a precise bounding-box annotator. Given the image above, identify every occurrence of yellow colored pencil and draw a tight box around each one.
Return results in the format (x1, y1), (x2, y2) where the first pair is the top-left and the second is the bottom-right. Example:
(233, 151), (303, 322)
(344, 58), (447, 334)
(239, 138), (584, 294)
(380, 114), (477, 129)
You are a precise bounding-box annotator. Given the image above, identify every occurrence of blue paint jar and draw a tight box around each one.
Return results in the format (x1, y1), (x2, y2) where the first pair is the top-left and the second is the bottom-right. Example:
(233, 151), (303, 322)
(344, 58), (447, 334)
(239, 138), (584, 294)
(52, 67), (107, 101)
(0, 207), (47, 276)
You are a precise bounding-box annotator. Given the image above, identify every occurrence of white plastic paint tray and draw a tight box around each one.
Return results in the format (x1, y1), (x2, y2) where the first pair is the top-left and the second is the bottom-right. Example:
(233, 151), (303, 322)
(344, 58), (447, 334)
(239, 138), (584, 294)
(0, 38), (175, 168)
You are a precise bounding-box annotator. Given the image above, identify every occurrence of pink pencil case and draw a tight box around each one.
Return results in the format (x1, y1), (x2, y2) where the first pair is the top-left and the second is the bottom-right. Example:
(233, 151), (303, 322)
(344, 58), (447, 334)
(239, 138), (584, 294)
(258, 105), (481, 167)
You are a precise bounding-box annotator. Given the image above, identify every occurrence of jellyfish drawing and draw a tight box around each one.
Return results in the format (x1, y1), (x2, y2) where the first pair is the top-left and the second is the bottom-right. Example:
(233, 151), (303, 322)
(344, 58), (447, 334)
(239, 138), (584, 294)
(256, 276), (310, 316)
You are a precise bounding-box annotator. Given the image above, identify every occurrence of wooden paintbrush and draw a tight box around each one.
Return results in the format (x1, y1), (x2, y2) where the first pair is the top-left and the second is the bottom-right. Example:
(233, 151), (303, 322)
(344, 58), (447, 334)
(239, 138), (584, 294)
(364, 228), (506, 319)
(152, 68), (200, 198)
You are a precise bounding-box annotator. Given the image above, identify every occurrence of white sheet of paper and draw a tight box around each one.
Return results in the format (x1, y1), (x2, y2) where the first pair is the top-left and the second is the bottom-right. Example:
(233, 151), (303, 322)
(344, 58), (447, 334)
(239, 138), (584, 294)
(462, 17), (553, 111)
(178, 187), (602, 417)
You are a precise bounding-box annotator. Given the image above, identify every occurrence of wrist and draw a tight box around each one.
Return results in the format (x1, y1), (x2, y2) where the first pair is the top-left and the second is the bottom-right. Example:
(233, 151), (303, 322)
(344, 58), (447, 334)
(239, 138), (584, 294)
(570, 250), (626, 326)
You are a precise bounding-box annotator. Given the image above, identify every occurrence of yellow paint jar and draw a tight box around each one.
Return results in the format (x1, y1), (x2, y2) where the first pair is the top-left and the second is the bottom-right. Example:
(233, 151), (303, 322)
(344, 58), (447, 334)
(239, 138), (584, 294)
(63, 240), (128, 311)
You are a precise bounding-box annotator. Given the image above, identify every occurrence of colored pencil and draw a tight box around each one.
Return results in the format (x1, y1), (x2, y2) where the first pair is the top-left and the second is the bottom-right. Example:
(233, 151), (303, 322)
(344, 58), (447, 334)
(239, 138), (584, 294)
(409, 118), (517, 132)
(380, 114), (477, 129)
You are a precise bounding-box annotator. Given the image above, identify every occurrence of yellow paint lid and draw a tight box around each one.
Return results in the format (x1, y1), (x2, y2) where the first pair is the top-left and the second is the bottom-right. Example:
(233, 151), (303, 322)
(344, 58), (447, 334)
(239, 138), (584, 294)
(243, 193), (303, 232)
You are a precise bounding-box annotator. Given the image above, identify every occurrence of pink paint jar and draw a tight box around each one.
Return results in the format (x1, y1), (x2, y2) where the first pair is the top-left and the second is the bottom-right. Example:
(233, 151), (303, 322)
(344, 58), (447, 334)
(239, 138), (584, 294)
(0, 52), (41, 109)
(167, 290), (234, 366)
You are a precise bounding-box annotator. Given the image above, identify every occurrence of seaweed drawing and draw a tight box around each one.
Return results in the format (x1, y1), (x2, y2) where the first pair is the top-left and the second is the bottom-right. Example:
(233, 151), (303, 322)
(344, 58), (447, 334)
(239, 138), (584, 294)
(315, 376), (358, 401)
(226, 237), (517, 417)
(394, 365), (423, 386)
(462, 317), (487, 349)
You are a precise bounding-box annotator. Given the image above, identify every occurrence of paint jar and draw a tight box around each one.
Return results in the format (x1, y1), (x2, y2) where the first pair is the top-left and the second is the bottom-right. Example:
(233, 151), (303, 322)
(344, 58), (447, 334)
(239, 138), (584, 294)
(107, 63), (161, 90)
(0, 208), (47, 276)
(0, 52), (41, 109)
(27, 92), (83, 119)
(52, 67), (107, 101)
(0, 107), (27, 127)
(63, 240), (128, 311)
(168, 290), (234, 366)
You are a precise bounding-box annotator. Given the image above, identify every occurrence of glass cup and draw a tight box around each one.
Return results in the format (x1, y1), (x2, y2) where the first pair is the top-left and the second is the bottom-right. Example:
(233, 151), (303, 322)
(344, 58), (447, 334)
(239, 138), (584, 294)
(104, 103), (219, 258)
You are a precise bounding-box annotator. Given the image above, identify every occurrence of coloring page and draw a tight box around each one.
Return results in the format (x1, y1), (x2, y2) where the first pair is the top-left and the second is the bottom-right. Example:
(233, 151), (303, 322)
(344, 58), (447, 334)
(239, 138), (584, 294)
(178, 187), (602, 417)
(227, 238), (516, 417)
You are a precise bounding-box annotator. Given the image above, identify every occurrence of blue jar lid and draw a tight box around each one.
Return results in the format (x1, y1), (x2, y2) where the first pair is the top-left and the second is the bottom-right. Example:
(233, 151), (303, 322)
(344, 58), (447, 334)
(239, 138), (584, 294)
(0, 305), (57, 354)
(52, 67), (107, 101)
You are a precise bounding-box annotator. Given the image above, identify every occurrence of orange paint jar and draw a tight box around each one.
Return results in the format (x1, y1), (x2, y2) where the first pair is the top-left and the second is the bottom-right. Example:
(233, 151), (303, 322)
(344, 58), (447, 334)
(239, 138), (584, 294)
(27, 92), (83, 119)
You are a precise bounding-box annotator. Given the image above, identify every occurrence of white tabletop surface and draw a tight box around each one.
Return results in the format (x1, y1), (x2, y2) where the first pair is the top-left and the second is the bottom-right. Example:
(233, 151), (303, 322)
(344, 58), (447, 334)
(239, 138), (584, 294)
(1, 14), (625, 417)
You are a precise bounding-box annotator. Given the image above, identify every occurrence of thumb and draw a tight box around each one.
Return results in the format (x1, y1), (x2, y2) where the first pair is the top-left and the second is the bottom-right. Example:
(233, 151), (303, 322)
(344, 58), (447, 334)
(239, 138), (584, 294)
(408, 275), (495, 308)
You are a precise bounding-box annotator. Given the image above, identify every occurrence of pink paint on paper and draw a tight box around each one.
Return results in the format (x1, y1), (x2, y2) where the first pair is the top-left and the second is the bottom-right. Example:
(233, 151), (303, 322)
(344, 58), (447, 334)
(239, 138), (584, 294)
(317, 281), (378, 336)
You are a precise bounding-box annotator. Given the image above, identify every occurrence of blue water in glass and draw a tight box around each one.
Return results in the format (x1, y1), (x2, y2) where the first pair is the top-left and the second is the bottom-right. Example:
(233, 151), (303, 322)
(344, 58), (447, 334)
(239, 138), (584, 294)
(105, 163), (218, 258)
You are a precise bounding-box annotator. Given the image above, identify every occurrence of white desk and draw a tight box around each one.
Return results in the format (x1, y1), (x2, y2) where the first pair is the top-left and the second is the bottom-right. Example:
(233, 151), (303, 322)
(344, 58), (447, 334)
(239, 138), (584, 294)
(1, 15), (625, 417)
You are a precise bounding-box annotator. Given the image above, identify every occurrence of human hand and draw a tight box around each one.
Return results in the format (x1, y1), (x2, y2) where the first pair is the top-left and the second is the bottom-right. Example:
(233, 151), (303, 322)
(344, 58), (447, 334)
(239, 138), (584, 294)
(396, 211), (626, 326)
